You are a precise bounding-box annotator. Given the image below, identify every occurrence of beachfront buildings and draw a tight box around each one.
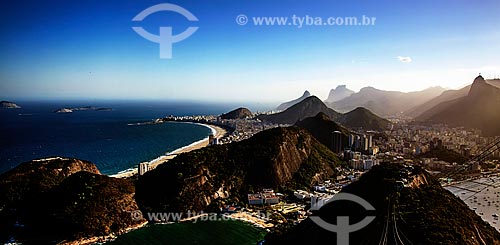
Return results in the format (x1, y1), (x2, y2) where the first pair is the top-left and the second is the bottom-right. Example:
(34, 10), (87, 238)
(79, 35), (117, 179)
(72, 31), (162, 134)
(248, 189), (280, 205)
(138, 162), (149, 176)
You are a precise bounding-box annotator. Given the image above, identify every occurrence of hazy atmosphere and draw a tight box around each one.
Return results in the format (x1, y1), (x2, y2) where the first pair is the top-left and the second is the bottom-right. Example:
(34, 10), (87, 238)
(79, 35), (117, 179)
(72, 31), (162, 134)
(1, 0), (500, 102)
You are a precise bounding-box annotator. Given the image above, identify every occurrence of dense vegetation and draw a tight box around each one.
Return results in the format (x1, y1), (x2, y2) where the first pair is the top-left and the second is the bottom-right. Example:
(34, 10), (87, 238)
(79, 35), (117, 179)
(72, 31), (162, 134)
(136, 127), (343, 214)
(267, 163), (500, 244)
(0, 158), (143, 244)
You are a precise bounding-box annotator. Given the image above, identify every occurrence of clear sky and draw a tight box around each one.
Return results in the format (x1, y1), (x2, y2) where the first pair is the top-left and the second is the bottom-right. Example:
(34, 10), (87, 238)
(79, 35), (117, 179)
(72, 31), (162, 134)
(1, 0), (499, 103)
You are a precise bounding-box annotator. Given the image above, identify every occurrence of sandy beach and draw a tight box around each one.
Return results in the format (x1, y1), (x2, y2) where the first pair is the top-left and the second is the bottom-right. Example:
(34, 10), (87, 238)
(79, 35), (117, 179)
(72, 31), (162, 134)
(111, 123), (227, 178)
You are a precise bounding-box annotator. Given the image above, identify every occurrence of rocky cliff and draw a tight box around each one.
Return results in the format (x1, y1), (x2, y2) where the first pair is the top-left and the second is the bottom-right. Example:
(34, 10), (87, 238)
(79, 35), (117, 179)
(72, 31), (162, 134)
(0, 101), (21, 109)
(0, 157), (144, 244)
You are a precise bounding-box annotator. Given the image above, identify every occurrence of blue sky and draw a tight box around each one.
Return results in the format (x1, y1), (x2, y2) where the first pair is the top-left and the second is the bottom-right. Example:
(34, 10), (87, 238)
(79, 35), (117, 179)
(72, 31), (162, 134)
(1, 0), (499, 103)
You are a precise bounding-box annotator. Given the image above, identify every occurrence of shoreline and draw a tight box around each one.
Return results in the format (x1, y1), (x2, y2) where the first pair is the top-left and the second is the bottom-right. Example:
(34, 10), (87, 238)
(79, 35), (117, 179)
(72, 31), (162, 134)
(111, 122), (227, 178)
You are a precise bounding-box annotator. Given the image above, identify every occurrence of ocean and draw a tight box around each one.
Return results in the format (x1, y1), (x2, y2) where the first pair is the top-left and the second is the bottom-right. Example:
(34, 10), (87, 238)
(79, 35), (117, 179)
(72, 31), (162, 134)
(0, 100), (244, 175)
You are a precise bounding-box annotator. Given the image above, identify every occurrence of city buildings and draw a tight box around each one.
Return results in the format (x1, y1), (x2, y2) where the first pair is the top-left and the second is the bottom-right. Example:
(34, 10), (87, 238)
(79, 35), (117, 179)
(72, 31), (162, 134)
(138, 162), (149, 176)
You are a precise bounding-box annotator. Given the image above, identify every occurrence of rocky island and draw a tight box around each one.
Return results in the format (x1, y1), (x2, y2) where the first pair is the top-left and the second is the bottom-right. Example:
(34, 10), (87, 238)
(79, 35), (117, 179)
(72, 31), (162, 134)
(54, 106), (113, 113)
(0, 101), (21, 109)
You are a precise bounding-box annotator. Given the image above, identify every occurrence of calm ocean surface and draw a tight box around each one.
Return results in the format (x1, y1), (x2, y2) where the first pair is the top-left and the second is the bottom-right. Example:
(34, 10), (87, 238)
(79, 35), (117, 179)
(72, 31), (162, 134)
(0, 100), (249, 175)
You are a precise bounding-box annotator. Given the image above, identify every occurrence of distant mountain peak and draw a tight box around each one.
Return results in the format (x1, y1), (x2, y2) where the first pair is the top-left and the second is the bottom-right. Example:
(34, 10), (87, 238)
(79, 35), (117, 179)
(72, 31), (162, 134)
(474, 74), (485, 83)
(469, 74), (492, 97)
(262, 96), (340, 125)
(417, 75), (500, 136)
(327, 85), (446, 117)
(360, 86), (378, 91)
(276, 90), (312, 111)
(325, 85), (354, 103)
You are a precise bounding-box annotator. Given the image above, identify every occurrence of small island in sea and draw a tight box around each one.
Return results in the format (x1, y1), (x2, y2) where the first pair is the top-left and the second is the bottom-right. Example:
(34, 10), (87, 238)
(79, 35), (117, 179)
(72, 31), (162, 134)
(0, 101), (21, 109)
(54, 105), (113, 113)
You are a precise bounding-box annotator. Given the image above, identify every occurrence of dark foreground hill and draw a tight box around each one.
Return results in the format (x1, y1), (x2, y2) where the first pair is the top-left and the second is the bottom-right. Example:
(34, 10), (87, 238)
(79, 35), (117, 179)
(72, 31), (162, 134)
(266, 163), (500, 244)
(0, 157), (144, 244)
(136, 127), (343, 214)
(338, 107), (390, 131)
(416, 75), (500, 136)
(295, 112), (350, 151)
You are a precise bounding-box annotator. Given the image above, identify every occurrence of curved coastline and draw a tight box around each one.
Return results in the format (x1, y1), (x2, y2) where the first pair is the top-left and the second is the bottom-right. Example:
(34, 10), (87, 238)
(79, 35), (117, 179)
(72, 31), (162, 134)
(110, 122), (226, 178)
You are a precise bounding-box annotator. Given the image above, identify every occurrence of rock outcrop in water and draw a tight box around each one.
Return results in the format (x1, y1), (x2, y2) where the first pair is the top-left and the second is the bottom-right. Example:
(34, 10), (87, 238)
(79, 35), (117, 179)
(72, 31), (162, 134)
(0, 101), (21, 109)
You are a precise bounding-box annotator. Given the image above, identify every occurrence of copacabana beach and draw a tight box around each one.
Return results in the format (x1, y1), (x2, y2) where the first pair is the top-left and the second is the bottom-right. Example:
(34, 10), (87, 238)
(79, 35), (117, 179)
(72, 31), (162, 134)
(111, 123), (227, 178)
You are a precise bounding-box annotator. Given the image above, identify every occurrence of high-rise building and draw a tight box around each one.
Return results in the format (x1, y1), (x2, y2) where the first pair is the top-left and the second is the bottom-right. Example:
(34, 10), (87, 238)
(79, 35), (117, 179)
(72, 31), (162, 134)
(138, 162), (149, 176)
(348, 134), (355, 149)
(332, 131), (342, 153)
(362, 135), (369, 151)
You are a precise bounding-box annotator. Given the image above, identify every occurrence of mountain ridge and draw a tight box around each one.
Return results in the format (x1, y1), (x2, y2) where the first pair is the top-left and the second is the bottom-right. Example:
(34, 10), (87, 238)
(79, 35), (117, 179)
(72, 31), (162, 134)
(325, 85), (354, 103)
(260, 96), (390, 131)
(326, 86), (446, 117)
(276, 90), (311, 111)
(261, 96), (341, 125)
(416, 75), (500, 136)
